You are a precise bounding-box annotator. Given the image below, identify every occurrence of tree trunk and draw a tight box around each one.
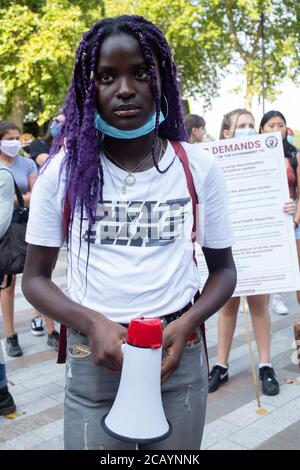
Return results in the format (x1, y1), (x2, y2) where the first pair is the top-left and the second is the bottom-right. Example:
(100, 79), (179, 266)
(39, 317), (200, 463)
(11, 91), (25, 130)
(244, 71), (254, 111)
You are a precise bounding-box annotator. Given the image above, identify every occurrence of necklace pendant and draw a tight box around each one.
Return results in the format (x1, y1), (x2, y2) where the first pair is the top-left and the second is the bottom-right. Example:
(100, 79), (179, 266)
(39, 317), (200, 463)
(125, 173), (135, 187)
(129, 223), (137, 237)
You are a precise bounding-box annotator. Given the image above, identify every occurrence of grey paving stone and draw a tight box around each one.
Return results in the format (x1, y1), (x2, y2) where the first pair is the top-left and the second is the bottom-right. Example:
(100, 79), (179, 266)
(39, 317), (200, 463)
(201, 419), (240, 450)
(206, 439), (248, 450)
(221, 400), (276, 428)
(31, 435), (64, 450)
(0, 431), (44, 450)
(21, 371), (65, 390)
(31, 418), (64, 440)
(255, 420), (300, 450)
(228, 395), (300, 449)
(13, 383), (64, 407)
(50, 391), (65, 404)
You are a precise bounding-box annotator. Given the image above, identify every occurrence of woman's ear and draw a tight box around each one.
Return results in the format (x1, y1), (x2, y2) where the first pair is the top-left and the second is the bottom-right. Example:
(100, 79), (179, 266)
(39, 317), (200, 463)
(223, 129), (231, 139)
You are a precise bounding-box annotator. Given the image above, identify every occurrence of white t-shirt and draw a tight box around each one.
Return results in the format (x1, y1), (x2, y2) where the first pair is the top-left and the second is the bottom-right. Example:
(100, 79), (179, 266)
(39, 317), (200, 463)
(26, 141), (233, 323)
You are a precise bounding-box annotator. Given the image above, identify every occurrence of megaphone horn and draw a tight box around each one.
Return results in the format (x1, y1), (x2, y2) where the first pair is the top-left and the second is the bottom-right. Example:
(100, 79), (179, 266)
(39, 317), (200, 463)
(101, 318), (172, 443)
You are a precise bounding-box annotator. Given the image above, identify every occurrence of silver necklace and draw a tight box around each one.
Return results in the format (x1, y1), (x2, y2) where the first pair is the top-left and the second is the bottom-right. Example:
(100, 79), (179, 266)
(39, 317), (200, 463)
(103, 141), (164, 238)
(102, 139), (160, 194)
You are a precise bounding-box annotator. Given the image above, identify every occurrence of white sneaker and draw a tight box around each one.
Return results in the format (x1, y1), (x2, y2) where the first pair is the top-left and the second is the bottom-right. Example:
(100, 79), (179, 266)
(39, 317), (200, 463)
(31, 316), (45, 336)
(272, 294), (288, 315)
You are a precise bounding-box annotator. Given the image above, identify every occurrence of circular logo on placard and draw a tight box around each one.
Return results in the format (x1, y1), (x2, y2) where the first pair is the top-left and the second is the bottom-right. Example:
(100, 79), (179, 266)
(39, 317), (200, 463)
(265, 135), (279, 148)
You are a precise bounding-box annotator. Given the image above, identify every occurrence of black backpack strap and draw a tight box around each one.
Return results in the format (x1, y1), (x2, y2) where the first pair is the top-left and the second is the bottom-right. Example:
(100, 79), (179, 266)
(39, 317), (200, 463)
(13, 179), (25, 208)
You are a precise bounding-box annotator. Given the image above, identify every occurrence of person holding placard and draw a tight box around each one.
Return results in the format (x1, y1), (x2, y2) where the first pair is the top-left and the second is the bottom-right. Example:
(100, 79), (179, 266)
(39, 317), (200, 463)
(209, 108), (295, 396)
(260, 110), (300, 311)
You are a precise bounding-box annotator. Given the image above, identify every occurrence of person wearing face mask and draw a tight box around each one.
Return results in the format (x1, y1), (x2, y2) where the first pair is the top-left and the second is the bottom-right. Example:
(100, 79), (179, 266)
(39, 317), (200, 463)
(260, 111), (300, 312)
(0, 120), (37, 356)
(287, 128), (295, 146)
(0, 120), (60, 355)
(29, 113), (65, 168)
(21, 15), (237, 450)
(20, 133), (35, 158)
(208, 108), (295, 397)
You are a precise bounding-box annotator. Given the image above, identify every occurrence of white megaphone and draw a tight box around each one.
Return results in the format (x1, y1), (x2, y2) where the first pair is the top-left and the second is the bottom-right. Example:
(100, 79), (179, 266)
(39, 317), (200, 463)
(101, 318), (172, 443)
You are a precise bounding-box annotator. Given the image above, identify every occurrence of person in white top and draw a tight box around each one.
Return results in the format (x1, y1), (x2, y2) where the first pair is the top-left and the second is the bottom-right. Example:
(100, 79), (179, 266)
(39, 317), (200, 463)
(208, 109), (295, 397)
(22, 15), (236, 450)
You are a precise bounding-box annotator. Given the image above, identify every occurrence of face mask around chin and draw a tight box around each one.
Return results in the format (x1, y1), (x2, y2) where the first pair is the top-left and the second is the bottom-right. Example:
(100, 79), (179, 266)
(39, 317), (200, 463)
(234, 128), (257, 138)
(0, 139), (22, 158)
(287, 135), (294, 145)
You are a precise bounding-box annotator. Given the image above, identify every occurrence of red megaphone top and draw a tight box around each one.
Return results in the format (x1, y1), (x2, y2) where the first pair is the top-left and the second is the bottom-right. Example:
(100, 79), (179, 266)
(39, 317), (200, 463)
(127, 318), (162, 349)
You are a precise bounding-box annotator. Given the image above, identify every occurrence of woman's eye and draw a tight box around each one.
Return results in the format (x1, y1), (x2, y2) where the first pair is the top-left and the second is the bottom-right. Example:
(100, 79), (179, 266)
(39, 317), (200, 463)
(99, 73), (113, 83)
(136, 69), (149, 80)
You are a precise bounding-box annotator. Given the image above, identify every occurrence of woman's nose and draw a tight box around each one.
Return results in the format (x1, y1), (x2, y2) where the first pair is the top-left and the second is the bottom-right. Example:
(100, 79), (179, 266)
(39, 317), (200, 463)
(115, 78), (135, 99)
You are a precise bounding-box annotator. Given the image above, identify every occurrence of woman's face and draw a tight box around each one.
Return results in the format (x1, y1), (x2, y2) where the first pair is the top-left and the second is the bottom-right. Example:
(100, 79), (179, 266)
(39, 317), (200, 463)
(192, 126), (205, 143)
(261, 116), (286, 140)
(1, 129), (20, 142)
(95, 33), (161, 130)
(223, 113), (255, 139)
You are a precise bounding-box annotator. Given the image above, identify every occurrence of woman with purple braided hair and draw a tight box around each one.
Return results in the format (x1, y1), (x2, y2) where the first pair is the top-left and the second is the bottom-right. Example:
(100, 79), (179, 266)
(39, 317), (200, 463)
(22, 15), (236, 450)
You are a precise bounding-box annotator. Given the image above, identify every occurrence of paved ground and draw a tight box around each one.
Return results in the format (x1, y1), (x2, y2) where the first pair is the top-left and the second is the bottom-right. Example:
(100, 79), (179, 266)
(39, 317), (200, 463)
(0, 248), (300, 450)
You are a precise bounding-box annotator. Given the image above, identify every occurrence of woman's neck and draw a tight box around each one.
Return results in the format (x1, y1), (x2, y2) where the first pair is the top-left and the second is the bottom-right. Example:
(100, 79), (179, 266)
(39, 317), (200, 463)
(102, 133), (164, 172)
(0, 153), (16, 166)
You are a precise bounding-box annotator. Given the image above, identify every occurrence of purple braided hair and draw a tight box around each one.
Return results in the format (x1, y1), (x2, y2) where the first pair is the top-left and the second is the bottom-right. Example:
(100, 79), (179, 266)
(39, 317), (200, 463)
(48, 15), (187, 235)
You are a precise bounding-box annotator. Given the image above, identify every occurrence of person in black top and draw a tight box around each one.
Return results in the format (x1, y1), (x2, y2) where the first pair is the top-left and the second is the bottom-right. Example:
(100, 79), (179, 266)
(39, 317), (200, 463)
(29, 113), (65, 167)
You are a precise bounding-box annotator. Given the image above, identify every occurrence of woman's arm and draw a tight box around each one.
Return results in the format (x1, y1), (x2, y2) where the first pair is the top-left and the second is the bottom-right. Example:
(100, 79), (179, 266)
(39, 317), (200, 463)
(35, 153), (49, 167)
(22, 245), (127, 369)
(17, 191), (31, 208)
(161, 246), (237, 382)
(15, 172), (38, 208)
(294, 153), (300, 225)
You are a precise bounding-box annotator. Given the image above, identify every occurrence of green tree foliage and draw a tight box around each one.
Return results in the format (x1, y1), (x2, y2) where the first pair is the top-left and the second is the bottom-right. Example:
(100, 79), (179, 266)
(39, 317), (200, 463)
(105, 0), (300, 109)
(0, 0), (104, 127)
(106, 0), (230, 103)
(1, 0), (299, 126)
(203, 0), (300, 109)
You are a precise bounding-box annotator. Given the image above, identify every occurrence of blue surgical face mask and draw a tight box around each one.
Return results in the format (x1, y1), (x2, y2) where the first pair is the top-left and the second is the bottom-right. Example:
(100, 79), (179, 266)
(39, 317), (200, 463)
(50, 122), (61, 137)
(287, 134), (294, 145)
(234, 128), (257, 138)
(95, 111), (165, 139)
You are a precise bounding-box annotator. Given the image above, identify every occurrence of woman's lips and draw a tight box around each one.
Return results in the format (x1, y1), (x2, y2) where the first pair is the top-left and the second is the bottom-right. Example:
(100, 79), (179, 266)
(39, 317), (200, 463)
(113, 108), (141, 117)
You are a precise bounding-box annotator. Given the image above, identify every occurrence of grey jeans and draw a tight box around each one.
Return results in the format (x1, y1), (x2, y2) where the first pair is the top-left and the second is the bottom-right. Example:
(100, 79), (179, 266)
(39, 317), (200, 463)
(64, 327), (208, 450)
